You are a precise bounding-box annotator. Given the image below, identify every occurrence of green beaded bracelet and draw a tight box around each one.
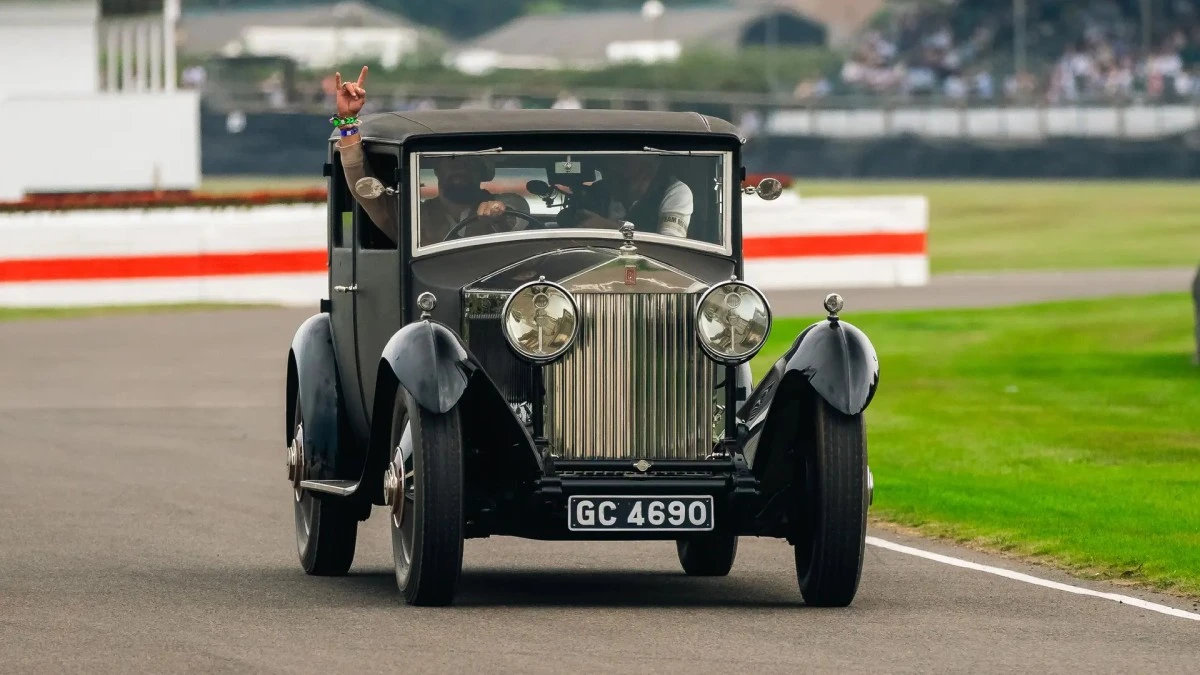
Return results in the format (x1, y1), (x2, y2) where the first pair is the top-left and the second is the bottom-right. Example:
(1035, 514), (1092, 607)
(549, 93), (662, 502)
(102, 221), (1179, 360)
(330, 115), (360, 127)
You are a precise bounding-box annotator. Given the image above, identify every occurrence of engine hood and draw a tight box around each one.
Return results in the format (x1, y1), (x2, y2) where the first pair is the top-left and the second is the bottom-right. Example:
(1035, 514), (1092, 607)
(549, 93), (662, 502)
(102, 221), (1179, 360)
(464, 247), (710, 295)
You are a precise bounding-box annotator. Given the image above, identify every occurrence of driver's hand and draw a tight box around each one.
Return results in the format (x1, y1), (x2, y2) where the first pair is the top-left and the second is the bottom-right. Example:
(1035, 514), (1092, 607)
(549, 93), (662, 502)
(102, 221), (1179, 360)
(476, 200), (508, 220)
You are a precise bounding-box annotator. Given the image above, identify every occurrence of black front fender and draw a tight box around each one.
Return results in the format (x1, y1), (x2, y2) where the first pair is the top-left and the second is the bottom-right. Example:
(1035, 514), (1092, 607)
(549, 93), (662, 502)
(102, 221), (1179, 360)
(785, 318), (879, 416)
(738, 318), (878, 488)
(359, 320), (542, 505)
(380, 319), (478, 414)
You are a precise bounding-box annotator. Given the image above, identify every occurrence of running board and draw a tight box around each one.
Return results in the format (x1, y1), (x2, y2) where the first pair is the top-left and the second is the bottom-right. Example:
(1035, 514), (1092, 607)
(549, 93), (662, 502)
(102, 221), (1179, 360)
(298, 479), (359, 496)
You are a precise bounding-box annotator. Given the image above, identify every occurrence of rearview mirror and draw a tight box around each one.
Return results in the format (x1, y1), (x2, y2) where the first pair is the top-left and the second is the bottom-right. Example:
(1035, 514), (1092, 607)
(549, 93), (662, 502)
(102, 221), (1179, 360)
(354, 177), (394, 199)
(755, 177), (783, 201)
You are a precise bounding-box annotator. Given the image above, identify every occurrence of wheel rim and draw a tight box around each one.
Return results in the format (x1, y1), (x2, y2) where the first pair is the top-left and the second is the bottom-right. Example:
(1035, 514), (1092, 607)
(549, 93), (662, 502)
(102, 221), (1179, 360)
(389, 411), (416, 587)
(291, 413), (315, 553)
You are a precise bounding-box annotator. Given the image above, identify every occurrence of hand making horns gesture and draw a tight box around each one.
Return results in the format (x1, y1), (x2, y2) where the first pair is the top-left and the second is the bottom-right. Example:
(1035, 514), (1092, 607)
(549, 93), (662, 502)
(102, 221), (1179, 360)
(335, 66), (368, 118)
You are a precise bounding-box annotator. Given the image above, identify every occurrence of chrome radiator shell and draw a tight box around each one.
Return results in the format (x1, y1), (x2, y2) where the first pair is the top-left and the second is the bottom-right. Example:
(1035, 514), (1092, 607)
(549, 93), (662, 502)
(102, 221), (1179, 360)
(544, 292), (717, 460)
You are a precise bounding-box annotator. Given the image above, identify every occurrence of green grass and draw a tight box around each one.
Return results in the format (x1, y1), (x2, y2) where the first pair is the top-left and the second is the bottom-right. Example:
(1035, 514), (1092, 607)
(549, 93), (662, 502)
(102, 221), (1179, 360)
(749, 292), (1200, 597)
(0, 303), (275, 322)
(796, 180), (1200, 274)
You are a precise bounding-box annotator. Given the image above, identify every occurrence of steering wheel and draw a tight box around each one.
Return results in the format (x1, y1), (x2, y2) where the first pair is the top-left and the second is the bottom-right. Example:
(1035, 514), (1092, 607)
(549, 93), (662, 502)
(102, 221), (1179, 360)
(441, 209), (548, 242)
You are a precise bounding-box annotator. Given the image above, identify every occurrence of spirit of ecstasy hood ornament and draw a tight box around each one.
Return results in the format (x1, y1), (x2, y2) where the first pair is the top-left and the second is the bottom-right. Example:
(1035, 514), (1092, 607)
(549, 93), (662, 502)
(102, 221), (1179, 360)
(619, 223), (637, 285)
(619, 222), (637, 254)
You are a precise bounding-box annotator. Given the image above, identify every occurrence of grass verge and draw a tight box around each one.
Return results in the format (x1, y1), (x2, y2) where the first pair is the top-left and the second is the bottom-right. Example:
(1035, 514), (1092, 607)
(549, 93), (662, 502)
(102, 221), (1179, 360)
(749, 292), (1200, 597)
(795, 180), (1200, 274)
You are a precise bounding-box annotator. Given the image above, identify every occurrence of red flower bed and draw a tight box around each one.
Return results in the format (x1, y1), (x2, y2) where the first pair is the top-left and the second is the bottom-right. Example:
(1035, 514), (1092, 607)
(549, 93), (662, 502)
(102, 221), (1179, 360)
(0, 189), (327, 213)
(745, 174), (794, 189)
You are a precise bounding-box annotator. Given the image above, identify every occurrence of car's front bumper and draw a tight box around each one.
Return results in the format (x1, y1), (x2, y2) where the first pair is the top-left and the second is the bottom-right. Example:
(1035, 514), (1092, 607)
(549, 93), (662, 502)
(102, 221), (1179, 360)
(496, 458), (766, 541)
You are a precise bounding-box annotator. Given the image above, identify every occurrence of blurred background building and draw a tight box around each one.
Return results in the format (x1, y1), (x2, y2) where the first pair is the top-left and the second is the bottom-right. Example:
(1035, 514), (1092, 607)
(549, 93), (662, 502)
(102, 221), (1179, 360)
(0, 0), (200, 200)
(5, 0), (1200, 190)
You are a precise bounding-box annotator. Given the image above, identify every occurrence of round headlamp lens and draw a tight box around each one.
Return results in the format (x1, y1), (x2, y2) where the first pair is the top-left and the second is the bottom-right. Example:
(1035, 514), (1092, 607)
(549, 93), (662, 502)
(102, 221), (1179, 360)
(501, 280), (579, 363)
(696, 281), (771, 364)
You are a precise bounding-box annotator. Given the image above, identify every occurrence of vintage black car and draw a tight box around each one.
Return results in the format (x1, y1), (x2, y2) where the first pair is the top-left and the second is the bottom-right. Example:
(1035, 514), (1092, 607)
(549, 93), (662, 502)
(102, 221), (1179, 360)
(284, 109), (878, 607)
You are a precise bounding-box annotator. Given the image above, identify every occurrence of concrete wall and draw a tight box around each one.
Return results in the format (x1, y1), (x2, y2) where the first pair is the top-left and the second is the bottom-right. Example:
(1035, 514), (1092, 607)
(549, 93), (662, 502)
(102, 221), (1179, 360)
(0, 194), (928, 307)
(0, 92), (201, 199)
(0, 0), (199, 200)
(0, 2), (100, 100)
(766, 105), (1200, 140)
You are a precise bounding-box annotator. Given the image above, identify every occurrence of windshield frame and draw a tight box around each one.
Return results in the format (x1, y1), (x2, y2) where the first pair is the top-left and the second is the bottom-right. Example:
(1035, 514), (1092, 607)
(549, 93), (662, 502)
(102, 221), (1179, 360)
(407, 149), (735, 259)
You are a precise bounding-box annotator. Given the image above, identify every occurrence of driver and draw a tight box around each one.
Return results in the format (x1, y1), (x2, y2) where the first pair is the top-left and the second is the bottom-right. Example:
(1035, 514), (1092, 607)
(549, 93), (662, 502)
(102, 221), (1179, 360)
(333, 66), (529, 244)
(566, 155), (693, 238)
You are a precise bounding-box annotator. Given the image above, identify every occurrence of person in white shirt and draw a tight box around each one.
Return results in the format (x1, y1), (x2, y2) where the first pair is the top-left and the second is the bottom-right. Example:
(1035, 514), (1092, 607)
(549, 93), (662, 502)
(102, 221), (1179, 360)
(566, 155), (693, 238)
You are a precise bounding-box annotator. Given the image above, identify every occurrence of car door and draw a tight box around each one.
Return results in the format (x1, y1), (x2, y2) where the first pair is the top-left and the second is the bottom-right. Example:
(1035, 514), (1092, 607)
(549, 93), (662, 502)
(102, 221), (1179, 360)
(329, 154), (370, 441)
(352, 145), (405, 427)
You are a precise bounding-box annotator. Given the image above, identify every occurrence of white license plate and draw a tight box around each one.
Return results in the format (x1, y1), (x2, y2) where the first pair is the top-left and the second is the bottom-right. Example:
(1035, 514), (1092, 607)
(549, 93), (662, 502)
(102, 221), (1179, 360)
(567, 495), (714, 532)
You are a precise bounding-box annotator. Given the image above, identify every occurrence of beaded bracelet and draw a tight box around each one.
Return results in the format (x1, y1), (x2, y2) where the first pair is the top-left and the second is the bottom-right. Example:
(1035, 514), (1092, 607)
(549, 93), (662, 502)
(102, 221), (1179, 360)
(329, 115), (360, 127)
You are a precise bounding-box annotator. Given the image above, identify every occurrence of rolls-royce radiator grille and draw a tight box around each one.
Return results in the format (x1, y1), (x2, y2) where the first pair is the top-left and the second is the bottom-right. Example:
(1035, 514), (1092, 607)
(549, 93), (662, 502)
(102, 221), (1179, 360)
(545, 293), (717, 460)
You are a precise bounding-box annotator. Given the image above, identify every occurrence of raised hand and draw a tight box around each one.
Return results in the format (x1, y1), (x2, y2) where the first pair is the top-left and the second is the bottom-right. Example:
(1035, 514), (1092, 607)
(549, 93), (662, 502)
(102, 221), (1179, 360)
(335, 66), (368, 118)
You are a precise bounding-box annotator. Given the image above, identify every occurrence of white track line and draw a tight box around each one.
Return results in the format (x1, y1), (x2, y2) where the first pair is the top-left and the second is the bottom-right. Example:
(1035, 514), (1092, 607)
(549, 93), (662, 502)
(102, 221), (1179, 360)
(866, 536), (1200, 622)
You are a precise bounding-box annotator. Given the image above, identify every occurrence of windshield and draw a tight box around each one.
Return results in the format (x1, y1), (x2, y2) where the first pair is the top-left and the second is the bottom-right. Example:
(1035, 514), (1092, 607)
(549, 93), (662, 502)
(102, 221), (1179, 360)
(410, 151), (730, 254)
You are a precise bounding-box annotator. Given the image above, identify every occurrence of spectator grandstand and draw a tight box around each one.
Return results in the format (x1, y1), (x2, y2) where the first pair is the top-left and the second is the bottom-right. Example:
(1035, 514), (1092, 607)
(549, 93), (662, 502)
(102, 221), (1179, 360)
(829, 0), (1200, 103)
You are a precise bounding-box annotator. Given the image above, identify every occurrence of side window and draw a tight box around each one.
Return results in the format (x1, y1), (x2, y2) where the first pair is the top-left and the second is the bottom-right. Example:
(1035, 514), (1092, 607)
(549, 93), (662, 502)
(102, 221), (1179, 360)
(331, 154), (354, 249)
(359, 152), (400, 250)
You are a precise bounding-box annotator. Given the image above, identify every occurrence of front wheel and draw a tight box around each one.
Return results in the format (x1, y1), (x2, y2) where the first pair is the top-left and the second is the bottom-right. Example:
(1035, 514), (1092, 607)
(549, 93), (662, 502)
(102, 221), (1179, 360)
(791, 396), (868, 607)
(385, 388), (465, 606)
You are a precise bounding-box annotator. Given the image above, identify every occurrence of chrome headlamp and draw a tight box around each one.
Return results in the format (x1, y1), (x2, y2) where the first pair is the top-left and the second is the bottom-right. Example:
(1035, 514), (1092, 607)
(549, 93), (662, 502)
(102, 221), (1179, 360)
(695, 280), (772, 364)
(501, 279), (579, 364)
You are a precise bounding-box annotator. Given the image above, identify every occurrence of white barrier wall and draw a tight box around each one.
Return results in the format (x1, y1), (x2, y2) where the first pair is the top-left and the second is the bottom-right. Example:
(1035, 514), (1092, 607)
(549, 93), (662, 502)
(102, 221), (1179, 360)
(0, 93), (202, 199)
(0, 194), (928, 308)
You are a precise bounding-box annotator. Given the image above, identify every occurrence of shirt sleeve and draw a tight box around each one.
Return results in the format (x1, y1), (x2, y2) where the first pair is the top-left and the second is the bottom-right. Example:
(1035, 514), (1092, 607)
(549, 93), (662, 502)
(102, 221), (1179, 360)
(657, 180), (693, 238)
(338, 138), (398, 244)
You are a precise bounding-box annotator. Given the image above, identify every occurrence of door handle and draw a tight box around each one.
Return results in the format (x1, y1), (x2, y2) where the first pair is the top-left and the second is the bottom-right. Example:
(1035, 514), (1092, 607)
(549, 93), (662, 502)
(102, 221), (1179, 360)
(333, 284), (358, 294)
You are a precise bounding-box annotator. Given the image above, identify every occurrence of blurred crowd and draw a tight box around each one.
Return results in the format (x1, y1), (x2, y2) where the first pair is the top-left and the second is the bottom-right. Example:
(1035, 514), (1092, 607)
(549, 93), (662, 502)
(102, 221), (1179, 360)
(825, 0), (1200, 103)
(1047, 2), (1200, 102)
(833, 5), (1009, 101)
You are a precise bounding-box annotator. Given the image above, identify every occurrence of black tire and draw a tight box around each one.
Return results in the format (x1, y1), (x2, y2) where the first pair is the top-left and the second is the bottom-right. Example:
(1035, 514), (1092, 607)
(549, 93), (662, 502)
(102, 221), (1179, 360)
(388, 388), (465, 606)
(792, 396), (868, 607)
(292, 402), (357, 576)
(676, 532), (738, 576)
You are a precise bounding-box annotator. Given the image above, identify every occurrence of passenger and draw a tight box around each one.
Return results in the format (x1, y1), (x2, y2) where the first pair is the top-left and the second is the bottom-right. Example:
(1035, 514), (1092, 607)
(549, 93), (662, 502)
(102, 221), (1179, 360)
(566, 155), (694, 238)
(332, 66), (528, 244)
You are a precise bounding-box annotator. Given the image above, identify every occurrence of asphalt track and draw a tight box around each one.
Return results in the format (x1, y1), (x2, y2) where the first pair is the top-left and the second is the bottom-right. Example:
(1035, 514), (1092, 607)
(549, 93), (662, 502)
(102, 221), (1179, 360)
(2, 268), (1198, 674)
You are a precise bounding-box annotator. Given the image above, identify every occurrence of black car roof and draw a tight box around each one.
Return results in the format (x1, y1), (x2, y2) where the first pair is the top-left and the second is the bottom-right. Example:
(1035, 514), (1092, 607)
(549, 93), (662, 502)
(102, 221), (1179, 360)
(333, 109), (744, 143)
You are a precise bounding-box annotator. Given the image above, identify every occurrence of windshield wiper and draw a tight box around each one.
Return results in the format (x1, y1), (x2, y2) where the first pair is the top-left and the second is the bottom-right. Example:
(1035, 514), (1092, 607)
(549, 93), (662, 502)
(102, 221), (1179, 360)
(642, 146), (695, 155)
(423, 147), (504, 157)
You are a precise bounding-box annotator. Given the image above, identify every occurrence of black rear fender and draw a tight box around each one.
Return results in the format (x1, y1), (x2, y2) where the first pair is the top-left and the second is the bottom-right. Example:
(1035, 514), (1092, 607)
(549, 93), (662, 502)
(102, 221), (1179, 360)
(286, 313), (354, 481)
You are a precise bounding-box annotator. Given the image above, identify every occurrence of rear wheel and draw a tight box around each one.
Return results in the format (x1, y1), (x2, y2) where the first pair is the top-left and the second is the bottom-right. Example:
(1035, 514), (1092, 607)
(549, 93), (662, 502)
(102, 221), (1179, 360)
(386, 389), (465, 606)
(791, 396), (868, 607)
(291, 402), (357, 575)
(676, 532), (738, 576)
